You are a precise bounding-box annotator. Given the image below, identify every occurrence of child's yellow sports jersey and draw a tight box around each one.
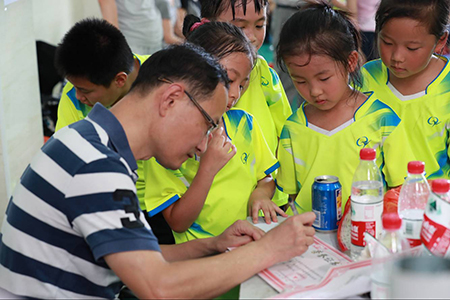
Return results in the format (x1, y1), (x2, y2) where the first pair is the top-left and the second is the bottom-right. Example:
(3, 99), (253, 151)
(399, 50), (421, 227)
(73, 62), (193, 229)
(276, 92), (402, 214)
(143, 108), (279, 243)
(361, 57), (450, 180)
(54, 54), (149, 203)
(236, 55), (292, 206)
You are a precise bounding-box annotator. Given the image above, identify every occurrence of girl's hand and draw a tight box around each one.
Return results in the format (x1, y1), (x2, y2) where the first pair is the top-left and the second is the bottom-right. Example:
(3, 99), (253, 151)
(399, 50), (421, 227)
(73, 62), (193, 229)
(249, 196), (288, 224)
(198, 127), (236, 177)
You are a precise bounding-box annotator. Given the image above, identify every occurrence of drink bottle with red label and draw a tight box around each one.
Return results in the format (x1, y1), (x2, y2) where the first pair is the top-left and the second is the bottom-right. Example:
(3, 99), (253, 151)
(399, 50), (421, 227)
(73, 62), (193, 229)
(351, 148), (384, 260)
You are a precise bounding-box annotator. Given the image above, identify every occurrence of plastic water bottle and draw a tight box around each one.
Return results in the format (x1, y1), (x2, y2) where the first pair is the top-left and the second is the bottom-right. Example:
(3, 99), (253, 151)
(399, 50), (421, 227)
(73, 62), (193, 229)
(371, 213), (410, 299)
(351, 148), (384, 260)
(421, 179), (450, 257)
(397, 161), (430, 248)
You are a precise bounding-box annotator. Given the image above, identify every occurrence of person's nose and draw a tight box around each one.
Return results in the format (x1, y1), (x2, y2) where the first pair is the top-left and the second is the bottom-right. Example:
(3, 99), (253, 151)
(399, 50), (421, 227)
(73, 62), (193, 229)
(75, 89), (88, 103)
(309, 82), (322, 98)
(391, 46), (405, 63)
(195, 133), (209, 155)
(243, 28), (257, 46)
(228, 85), (241, 108)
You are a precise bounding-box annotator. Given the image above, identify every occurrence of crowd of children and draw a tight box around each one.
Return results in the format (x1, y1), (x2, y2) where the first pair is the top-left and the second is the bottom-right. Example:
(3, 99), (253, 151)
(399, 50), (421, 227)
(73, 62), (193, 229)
(49, 0), (450, 298)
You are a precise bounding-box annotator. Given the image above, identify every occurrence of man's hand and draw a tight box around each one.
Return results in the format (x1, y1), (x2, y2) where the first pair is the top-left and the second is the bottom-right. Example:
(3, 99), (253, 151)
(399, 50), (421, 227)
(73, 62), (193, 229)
(199, 127), (236, 177)
(214, 220), (265, 253)
(258, 212), (316, 263)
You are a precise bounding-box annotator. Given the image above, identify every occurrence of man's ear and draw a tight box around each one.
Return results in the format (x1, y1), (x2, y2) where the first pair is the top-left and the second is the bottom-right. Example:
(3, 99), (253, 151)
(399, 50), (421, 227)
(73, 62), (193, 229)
(114, 72), (128, 88)
(158, 83), (185, 117)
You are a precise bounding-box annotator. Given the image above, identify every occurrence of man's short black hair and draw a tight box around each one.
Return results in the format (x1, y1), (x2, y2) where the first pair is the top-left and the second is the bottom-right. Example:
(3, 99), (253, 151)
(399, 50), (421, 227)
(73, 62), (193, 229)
(54, 18), (134, 87)
(130, 43), (229, 101)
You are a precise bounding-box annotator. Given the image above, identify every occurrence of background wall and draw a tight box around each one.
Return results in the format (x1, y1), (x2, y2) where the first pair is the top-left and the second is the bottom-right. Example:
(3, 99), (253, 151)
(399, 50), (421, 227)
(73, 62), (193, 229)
(0, 0), (102, 224)
(33, 0), (102, 46)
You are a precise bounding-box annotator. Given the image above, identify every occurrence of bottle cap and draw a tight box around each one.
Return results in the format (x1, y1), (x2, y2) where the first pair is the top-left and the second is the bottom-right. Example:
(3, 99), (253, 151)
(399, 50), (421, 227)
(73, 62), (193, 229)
(360, 148), (376, 160)
(382, 213), (402, 230)
(432, 179), (450, 194)
(407, 161), (425, 174)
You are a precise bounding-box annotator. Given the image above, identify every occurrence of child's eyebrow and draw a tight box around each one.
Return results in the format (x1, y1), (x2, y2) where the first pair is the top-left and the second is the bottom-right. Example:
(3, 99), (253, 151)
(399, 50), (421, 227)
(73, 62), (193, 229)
(233, 16), (266, 23)
(315, 70), (330, 76)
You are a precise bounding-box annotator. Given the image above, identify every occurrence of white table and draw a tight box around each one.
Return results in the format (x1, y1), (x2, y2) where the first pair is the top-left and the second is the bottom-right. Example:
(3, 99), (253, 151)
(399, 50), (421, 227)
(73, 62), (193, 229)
(239, 224), (343, 299)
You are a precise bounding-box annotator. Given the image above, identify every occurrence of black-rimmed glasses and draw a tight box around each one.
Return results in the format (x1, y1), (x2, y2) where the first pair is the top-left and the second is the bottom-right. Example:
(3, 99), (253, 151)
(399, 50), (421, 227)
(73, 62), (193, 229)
(158, 77), (219, 135)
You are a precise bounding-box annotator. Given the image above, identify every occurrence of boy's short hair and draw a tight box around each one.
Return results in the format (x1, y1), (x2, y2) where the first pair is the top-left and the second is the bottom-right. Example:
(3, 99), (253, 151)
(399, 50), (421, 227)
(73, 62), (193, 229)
(130, 43), (229, 102)
(54, 18), (134, 87)
(200, 0), (268, 20)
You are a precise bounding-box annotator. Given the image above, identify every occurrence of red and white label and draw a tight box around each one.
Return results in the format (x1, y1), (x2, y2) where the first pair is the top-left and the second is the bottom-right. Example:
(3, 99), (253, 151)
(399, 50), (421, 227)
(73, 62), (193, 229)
(421, 214), (450, 257)
(350, 200), (383, 247)
(420, 193), (450, 257)
(351, 220), (376, 246)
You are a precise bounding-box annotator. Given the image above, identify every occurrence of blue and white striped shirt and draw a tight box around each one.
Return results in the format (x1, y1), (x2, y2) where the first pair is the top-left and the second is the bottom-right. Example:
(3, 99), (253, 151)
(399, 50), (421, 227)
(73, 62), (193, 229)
(0, 104), (160, 299)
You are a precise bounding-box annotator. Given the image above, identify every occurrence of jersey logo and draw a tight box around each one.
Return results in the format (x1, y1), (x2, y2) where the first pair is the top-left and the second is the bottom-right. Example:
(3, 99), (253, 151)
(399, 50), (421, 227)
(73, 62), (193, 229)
(241, 152), (249, 164)
(261, 76), (269, 86)
(113, 189), (145, 229)
(356, 136), (369, 147)
(427, 117), (441, 127)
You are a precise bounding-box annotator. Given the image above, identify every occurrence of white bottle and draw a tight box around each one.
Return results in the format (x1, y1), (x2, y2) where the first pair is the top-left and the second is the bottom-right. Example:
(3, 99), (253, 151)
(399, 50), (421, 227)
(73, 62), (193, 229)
(351, 148), (384, 260)
(398, 161), (430, 248)
(371, 213), (410, 299)
(420, 179), (450, 257)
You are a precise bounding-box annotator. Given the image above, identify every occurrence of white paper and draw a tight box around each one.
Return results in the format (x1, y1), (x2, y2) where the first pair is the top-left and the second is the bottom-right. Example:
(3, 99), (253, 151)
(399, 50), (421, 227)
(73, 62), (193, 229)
(249, 217), (353, 293)
(258, 236), (353, 292)
(269, 260), (372, 299)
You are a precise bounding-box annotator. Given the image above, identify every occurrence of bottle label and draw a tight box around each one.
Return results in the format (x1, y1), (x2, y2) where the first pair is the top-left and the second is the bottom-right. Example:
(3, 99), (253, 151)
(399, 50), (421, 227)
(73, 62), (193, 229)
(402, 219), (423, 240)
(421, 193), (450, 257)
(350, 200), (383, 247)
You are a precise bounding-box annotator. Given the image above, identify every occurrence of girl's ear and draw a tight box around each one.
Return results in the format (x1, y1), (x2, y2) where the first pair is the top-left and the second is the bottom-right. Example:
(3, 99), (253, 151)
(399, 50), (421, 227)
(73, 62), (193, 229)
(435, 31), (449, 54)
(347, 50), (360, 73)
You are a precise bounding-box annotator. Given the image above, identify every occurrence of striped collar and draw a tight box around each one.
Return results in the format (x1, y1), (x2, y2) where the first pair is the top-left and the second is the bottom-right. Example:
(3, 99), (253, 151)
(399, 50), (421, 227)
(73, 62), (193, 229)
(87, 103), (138, 171)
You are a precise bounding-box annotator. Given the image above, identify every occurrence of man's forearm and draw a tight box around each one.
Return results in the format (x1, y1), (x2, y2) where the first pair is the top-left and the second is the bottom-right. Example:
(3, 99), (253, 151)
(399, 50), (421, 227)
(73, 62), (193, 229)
(160, 237), (218, 262)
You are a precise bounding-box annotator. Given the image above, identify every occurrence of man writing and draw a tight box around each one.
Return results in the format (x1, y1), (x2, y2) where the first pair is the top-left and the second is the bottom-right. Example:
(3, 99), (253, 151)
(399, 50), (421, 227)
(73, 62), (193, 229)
(0, 44), (315, 299)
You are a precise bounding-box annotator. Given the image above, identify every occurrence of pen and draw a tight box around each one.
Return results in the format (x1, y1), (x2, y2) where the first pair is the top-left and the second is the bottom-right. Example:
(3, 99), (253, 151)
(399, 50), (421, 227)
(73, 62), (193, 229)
(288, 197), (299, 215)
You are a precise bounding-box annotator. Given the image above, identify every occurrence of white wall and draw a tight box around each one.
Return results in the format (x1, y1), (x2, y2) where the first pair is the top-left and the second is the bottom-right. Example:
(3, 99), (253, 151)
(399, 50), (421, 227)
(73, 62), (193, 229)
(0, 0), (42, 223)
(33, 0), (102, 46)
(0, 0), (102, 224)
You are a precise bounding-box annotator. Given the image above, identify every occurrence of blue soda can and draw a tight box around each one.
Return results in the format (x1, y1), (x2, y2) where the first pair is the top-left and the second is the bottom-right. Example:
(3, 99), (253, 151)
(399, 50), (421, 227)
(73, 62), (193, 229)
(312, 175), (342, 231)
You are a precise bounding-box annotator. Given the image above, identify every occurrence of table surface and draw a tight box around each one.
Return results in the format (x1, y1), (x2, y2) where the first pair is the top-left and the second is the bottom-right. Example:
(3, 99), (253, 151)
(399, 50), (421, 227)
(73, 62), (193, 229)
(239, 227), (343, 299)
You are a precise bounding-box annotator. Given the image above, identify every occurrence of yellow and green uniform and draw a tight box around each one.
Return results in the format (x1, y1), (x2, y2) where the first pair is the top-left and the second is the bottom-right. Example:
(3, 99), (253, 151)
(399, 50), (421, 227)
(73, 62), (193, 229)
(361, 57), (450, 180)
(143, 108), (279, 243)
(236, 55), (292, 206)
(54, 54), (149, 202)
(276, 92), (402, 214)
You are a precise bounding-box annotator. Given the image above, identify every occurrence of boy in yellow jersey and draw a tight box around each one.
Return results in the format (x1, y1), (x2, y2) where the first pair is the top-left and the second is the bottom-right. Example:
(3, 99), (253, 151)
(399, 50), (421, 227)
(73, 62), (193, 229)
(54, 18), (149, 132)
(361, 0), (450, 180)
(200, 0), (292, 207)
(53, 18), (173, 244)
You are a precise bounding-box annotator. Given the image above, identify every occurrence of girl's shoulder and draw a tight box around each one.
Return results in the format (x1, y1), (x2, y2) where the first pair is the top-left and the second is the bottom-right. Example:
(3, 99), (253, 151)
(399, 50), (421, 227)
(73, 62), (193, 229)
(362, 59), (388, 81)
(285, 103), (308, 126)
(354, 91), (400, 124)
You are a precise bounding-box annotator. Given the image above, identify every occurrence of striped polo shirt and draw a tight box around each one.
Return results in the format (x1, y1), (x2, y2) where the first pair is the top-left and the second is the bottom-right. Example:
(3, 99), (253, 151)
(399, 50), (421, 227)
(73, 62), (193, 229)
(0, 104), (160, 299)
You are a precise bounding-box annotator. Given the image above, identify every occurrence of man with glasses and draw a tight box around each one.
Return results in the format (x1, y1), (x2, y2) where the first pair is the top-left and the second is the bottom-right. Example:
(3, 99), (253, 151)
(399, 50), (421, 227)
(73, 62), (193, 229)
(53, 18), (172, 244)
(0, 43), (316, 299)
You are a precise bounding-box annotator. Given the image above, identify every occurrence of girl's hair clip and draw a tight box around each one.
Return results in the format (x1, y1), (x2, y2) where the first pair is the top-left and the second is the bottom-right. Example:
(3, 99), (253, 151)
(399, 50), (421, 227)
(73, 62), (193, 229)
(190, 18), (210, 32)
